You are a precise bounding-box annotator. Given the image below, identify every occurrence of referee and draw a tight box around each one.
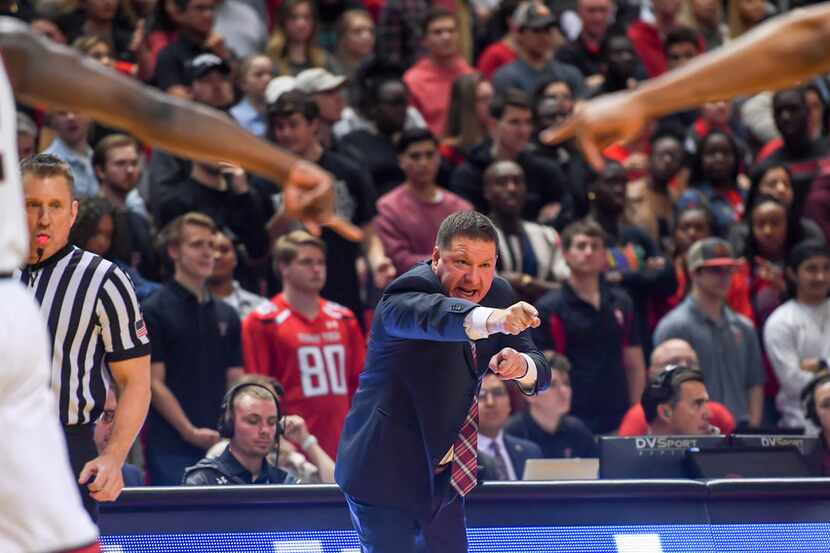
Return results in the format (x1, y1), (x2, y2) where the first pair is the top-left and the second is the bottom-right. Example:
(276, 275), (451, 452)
(17, 154), (151, 521)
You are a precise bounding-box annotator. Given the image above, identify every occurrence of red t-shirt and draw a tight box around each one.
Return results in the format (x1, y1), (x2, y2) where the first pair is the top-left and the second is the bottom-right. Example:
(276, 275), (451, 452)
(477, 41), (518, 80)
(618, 402), (736, 436)
(242, 294), (366, 457)
(627, 21), (666, 77)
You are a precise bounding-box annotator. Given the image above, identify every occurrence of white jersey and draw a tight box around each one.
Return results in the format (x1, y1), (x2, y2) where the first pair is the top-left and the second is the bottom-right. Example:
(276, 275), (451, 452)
(0, 55), (27, 273)
(0, 280), (99, 552)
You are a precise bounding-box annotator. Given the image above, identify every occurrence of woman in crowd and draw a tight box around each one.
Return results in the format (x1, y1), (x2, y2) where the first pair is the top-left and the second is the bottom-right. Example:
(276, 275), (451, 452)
(332, 9), (375, 83)
(680, 129), (746, 237)
(230, 54), (274, 138)
(69, 197), (160, 300)
(139, 0), (181, 81)
(739, 194), (808, 325)
(266, 0), (337, 76)
(731, 163), (826, 261)
(440, 72), (495, 167)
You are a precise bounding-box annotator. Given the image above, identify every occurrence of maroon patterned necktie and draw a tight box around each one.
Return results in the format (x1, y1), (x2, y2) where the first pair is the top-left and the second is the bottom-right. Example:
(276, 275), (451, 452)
(450, 343), (479, 496)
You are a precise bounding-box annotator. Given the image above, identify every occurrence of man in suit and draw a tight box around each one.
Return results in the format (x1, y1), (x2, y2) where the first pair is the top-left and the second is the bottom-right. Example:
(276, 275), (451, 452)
(477, 372), (543, 480)
(336, 211), (550, 552)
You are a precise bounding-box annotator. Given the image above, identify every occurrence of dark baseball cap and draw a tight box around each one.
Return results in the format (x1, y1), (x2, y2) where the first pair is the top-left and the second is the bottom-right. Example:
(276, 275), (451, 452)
(187, 53), (231, 82)
(687, 238), (741, 272)
(512, 2), (557, 30)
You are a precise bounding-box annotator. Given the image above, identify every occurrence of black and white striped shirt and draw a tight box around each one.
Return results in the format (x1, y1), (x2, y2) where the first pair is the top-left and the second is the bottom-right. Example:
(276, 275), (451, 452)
(17, 244), (151, 425)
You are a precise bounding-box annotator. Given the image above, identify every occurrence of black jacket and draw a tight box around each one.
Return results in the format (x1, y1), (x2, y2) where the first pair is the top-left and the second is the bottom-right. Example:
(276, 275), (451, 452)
(182, 447), (297, 485)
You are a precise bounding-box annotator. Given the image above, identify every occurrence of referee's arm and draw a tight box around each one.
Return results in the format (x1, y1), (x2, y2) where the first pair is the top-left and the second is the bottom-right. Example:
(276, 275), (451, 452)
(79, 268), (151, 502)
(81, 354), (151, 502)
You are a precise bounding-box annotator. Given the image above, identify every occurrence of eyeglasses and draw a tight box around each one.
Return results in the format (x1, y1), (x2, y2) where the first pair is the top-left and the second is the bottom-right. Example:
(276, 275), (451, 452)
(478, 388), (508, 401)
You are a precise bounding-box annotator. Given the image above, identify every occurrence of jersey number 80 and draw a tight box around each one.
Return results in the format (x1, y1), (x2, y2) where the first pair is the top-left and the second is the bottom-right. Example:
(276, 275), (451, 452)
(297, 344), (347, 397)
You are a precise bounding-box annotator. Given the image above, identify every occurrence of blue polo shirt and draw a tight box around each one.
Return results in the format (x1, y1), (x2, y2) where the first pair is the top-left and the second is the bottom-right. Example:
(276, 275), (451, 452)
(534, 280), (640, 434)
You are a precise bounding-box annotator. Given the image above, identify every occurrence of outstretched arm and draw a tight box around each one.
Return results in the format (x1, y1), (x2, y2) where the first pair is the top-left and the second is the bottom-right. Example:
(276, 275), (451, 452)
(0, 17), (361, 241)
(542, 5), (830, 168)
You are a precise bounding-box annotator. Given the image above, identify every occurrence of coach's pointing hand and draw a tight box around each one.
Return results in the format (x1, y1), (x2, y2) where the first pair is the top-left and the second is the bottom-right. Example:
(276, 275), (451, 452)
(486, 301), (540, 335)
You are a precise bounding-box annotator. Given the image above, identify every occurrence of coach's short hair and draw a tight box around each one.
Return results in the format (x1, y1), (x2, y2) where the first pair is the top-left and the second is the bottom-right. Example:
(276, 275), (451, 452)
(20, 153), (76, 199)
(273, 229), (326, 266)
(435, 211), (497, 250)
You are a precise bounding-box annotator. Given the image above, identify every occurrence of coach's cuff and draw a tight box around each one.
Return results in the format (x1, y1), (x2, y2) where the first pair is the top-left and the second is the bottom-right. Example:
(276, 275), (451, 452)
(464, 307), (496, 341)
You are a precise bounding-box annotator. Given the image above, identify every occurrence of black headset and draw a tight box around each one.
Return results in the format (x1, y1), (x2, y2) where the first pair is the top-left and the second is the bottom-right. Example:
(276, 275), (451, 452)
(801, 369), (830, 428)
(217, 382), (284, 442)
(644, 364), (702, 420)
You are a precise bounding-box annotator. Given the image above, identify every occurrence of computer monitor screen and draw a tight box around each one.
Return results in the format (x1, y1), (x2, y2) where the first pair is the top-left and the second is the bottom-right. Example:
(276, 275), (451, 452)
(730, 434), (820, 456)
(686, 446), (813, 478)
(599, 436), (727, 479)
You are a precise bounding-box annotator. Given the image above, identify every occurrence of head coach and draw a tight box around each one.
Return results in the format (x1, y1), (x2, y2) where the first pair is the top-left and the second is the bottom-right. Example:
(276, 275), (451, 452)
(336, 210), (551, 552)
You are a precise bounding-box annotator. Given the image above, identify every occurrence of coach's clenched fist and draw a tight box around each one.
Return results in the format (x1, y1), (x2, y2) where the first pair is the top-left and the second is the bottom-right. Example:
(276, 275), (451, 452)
(489, 347), (529, 380)
(485, 301), (540, 335)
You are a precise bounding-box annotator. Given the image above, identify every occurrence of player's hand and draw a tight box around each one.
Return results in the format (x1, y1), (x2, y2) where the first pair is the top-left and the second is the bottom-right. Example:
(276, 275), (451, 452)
(540, 91), (648, 172)
(372, 256), (397, 289)
(186, 427), (221, 450)
(801, 358), (825, 373)
(218, 161), (248, 193)
(282, 415), (310, 445)
(486, 301), (540, 335)
(79, 452), (124, 502)
(283, 160), (364, 242)
(489, 347), (529, 380)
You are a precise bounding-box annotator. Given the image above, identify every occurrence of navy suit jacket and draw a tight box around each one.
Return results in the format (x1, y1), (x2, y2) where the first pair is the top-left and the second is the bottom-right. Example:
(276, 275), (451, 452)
(335, 262), (550, 514)
(504, 434), (543, 479)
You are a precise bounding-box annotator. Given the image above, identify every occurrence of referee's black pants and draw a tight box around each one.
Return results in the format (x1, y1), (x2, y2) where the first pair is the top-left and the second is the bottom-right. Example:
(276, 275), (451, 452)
(63, 424), (99, 524)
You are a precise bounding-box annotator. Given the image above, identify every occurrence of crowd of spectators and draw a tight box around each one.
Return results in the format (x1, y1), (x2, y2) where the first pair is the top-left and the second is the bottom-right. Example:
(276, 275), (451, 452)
(10, 0), (830, 484)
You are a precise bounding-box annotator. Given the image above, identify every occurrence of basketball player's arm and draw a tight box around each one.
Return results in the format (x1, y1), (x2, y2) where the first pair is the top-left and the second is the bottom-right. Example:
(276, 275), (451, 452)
(623, 346), (647, 406)
(150, 361), (220, 450)
(0, 17), (360, 241)
(541, 4), (830, 169)
(362, 224), (396, 289)
(80, 354), (151, 502)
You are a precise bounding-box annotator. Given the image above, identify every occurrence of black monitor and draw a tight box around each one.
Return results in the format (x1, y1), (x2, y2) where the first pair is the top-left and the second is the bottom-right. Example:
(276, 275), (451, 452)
(731, 426), (805, 436)
(686, 446), (813, 478)
(730, 434), (820, 456)
(599, 435), (728, 479)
